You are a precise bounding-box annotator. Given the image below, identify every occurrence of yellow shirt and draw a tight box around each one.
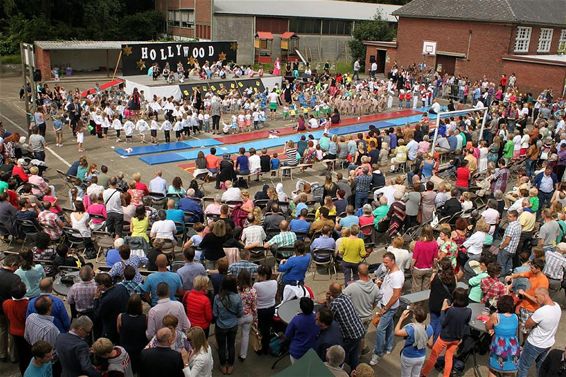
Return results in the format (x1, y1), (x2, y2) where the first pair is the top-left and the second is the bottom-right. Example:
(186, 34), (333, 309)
(131, 217), (149, 242)
(338, 237), (366, 264)
(518, 211), (536, 232)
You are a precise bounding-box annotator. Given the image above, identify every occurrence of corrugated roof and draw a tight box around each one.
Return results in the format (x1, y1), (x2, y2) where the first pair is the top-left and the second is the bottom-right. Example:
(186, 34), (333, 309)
(392, 0), (566, 26)
(214, 0), (401, 22)
(256, 32), (274, 40)
(34, 41), (170, 50)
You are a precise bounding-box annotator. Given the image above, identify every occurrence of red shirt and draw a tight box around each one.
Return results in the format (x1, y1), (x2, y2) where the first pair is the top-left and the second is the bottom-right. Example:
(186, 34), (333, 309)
(135, 181), (149, 196)
(183, 290), (212, 330)
(12, 166), (28, 182)
(2, 299), (28, 336)
(455, 166), (470, 188)
(413, 240), (438, 269)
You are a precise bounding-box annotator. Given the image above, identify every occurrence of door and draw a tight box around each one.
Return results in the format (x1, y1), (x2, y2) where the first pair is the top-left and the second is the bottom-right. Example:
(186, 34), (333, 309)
(377, 50), (386, 74)
(435, 54), (456, 75)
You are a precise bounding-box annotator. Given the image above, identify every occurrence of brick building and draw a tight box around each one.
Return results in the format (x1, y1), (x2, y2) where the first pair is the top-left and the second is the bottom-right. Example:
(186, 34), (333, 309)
(364, 0), (566, 96)
(155, 0), (213, 40)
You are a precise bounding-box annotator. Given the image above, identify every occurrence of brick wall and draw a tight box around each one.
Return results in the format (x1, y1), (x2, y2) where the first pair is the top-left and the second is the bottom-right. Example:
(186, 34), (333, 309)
(35, 46), (52, 81)
(195, 0), (212, 39)
(395, 18), (513, 81)
(502, 59), (566, 96)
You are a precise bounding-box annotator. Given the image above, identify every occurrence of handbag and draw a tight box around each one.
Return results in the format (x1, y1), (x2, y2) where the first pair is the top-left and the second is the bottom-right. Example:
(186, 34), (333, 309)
(250, 324), (262, 352)
(371, 311), (381, 327)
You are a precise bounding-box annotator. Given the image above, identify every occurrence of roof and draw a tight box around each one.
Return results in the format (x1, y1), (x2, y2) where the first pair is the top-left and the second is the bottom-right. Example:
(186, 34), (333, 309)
(34, 41), (162, 50)
(392, 0), (566, 26)
(280, 32), (297, 39)
(214, 0), (401, 22)
(256, 32), (274, 40)
(503, 54), (566, 66)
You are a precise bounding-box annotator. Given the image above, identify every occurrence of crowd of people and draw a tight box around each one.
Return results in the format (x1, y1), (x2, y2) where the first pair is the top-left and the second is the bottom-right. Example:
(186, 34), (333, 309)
(1, 61), (565, 377)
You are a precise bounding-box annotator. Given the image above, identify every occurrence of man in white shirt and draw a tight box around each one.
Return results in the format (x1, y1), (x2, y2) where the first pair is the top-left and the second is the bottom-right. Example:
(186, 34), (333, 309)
(150, 210), (177, 242)
(103, 177), (124, 237)
(221, 181), (242, 202)
(370, 252), (404, 365)
(86, 176), (104, 197)
(517, 288), (562, 377)
(429, 100), (441, 114)
(146, 282), (190, 339)
(406, 139), (419, 161)
(248, 148), (262, 181)
(148, 171), (168, 196)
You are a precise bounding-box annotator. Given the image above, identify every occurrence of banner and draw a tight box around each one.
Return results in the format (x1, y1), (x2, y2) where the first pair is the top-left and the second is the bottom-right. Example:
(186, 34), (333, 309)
(234, 78), (265, 95)
(121, 41), (238, 76)
(179, 82), (210, 98)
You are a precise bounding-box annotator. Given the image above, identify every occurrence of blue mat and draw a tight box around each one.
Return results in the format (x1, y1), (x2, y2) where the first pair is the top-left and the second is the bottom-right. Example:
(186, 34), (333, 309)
(140, 121), (384, 165)
(114, 138), (222, 156)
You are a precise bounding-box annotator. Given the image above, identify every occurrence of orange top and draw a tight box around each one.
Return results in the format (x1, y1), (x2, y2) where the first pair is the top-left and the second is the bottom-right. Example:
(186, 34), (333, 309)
(519, 271), (549, 313)
(205, 154), (220, 170)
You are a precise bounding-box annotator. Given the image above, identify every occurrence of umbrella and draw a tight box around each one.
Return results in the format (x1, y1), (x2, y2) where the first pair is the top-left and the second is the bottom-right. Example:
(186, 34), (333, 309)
(274, 349), (334, 377)
(80, 78), (124, 97)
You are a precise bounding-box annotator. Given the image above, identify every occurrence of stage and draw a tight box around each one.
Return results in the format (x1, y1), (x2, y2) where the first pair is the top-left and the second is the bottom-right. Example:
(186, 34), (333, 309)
(121, 73), (282, 100)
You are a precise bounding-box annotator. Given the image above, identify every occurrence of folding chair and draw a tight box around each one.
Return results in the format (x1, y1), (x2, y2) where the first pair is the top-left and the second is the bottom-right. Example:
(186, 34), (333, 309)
(311, 248), (336, 280)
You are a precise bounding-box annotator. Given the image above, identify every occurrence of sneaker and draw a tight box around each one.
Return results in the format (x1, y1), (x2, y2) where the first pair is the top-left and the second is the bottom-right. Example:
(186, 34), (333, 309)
(385, 350), (392, 355)
(369, 354), (381, 366)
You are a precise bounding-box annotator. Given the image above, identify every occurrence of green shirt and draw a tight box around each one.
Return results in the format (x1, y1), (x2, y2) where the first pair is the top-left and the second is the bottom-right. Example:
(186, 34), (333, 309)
(503, 140), (514, 158)
(468, 271), (488, 302)
(529, 196), (539, 212)
(373, 205), (390, 226)
(0, 180), (8, 194)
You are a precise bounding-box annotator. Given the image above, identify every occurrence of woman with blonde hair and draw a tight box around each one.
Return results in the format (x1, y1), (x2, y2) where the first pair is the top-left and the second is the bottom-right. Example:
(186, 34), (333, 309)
(185, 327), (214, 377)
(462, 218), (489, 261)
(183, 275), (213, 337)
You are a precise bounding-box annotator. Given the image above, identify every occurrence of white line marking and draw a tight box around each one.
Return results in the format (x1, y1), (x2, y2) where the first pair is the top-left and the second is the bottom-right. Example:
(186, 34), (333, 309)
(0, 113), (71, 167)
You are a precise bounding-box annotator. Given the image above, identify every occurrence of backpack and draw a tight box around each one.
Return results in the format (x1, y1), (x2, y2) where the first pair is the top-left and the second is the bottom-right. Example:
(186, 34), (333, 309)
(234, 176), (248, 189)
(231, 205), (248, 228)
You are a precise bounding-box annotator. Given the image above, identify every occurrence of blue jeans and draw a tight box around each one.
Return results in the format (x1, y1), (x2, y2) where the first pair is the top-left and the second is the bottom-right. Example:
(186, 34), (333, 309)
(355, 192), (368, 210)
(373, 307), (397, 356)
(517, 341), (550, 377)
(525, 159), (536, 178)
(498, 249), (515, 277)
(429, 311), (442, 342)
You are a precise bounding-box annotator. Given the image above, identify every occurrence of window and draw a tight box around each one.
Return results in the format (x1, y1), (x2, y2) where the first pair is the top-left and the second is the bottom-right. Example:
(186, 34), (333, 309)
(514, 26), (531, 52)
(167, 9), (194, 28)
(559, 29), (566, 53)
(322, 20), (353, 35)
(289, 18), (321, 34)
(537, 28), (553, 53)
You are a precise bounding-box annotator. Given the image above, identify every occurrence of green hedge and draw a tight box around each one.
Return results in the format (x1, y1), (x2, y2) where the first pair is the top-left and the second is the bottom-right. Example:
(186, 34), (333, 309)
(0, 54), (22, 64)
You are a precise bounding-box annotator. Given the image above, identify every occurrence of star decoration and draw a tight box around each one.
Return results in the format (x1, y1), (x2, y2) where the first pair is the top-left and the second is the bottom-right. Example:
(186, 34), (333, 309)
(218, 51), (227, 61)
(187, 56), (196, 65)
(136, 59), (146, 70)
(122, 45), (132, 56)
(230, 42), (238, 51)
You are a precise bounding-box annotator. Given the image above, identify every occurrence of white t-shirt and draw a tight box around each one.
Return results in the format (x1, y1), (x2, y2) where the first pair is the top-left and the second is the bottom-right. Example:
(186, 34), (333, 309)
(527, 302), (562, 348)
(150, 220), (176, 241)
(379, 269), (404, 309)
(249, 155), (261, 172)
(386, 247), (411, 271)
(253, 280), (278, 309)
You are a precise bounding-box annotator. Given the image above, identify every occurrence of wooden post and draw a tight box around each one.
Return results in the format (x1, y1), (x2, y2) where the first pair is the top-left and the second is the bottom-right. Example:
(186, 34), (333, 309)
(112, 50), (122, 80)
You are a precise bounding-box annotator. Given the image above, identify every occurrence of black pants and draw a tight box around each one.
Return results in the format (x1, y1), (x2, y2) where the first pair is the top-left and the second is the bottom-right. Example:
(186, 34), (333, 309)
(14, 335), (31, 375)
(106, 212), (123, 237)
(343, 336), (362, 370)
(212, 115), (220, 132)
(215, 325), (237, 366)
(164, 130), (171, 143)
(38, 123), (46, 136)
(257, 306), (275, 354)
(33, 151), (46, 161)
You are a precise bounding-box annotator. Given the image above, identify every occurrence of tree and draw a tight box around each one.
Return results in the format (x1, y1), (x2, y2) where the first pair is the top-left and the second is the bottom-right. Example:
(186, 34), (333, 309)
(349, 13), (396, 67)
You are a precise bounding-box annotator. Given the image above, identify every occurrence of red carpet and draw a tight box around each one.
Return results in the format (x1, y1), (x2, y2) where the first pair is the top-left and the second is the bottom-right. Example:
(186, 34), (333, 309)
(212, 109), (422, 144)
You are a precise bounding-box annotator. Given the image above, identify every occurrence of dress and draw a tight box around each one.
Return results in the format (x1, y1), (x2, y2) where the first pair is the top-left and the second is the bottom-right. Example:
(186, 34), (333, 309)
(421, 190), (437, 223)
(119, 313), (147, 373)
(489, 314), (520, 373)
(478, 147), (488, 173)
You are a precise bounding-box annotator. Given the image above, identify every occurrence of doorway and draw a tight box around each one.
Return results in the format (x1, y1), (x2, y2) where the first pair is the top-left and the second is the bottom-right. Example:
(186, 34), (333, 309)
(435, 54), (456, 75)
(376, 50), (386, 74)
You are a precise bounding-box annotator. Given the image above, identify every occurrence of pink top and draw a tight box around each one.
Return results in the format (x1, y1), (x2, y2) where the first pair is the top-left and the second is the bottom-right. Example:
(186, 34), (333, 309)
(412, 240), (438, 269)
(239, 287), (257, 319)
(358, 215), (374, 235)
(87, 203), (107, 224)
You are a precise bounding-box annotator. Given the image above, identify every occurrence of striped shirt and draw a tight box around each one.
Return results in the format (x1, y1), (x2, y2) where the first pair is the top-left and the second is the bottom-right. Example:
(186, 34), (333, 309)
(502, 220), (522, 254)
(543, 250), (566, 280)
(24, 313), (60, 346)
(267, 231), (297, 248)
(228, 260), (259, 277)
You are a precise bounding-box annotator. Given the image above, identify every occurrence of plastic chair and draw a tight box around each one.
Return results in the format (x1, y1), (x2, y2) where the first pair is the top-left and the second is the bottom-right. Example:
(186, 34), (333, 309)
(311, 248), (336, 280)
